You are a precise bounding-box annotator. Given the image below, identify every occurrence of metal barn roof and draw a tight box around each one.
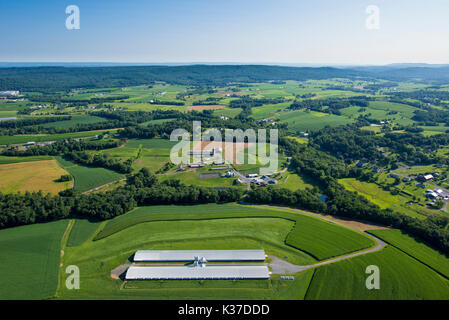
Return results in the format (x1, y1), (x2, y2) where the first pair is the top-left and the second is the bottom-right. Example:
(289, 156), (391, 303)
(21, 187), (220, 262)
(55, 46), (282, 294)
(125, 266), (270, 280)
(133, 250), (266, 262)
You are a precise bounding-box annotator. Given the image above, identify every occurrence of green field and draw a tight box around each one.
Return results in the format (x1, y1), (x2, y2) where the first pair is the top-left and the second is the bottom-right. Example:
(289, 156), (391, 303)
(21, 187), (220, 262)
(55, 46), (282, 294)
(305, 246), (449, 300)
(339, 178), (401, 209)
(0, 129), (120, 145)
(285, 216), (374, 260)
(279, 110), (354, 132)
(159, 167), (240, 188)
(58, 212), (320, 299)
(0, 155), (53, 164)
(121, 138), (177, 172)
(338, 178), (427, 219)
(0, 220), (68, 299)
(277, 170), (316, 191)
(66, 219), (103, 247)
(56, 157), (123, 192)
(42, 115), (108, 129)
(125, 138), (177, 149)
(94, 204), (374, 261)
(368, 229), (449, 278)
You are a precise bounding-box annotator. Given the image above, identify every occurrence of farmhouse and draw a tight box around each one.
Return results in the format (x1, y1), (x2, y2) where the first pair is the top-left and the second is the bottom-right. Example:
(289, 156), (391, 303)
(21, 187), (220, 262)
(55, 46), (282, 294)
(125, 265), (270, 280)
(0, 90), (20, 96)
(225, 171), (235, 177)
(417, 174), (434, 182)
(133, 249), (266, 262)
(426, 191), (439, 199)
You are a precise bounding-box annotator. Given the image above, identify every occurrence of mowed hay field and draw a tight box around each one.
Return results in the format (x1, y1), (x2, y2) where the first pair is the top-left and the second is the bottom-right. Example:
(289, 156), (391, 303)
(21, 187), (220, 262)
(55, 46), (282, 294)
(0, 220), (69, 299)
(0, 159), (71, 194)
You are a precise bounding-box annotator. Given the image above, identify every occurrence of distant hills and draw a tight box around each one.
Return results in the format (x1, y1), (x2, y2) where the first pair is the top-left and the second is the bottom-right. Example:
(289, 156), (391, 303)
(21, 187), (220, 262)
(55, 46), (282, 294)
(0, 64), (448, 92)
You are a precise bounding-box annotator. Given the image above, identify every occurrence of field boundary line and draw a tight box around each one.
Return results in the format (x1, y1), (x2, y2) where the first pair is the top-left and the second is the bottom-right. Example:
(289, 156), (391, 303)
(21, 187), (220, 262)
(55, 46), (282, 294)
(247, 205), (388, 267)
(366, 231), (449, 281)
(302, 269), (316, 300)
(54, 219), (74, 299)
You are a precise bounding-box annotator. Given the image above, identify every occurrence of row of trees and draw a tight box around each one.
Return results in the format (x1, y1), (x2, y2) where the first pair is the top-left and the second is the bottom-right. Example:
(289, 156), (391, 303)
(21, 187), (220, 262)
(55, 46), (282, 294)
(2, 138), (132, 173)
(288, 97), (370, 115)
(264, 138), (449, 254)
(0, 168), (243, 229)
(309, 124), (449, 166)
(0, 116), (72, 128)
(3, 139), (122, 156)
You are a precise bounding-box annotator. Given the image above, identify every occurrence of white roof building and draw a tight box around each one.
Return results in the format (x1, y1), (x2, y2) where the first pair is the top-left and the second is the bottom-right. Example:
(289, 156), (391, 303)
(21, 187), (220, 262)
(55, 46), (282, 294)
(133, 249), (266, 262)
(125, 265), (270, 280)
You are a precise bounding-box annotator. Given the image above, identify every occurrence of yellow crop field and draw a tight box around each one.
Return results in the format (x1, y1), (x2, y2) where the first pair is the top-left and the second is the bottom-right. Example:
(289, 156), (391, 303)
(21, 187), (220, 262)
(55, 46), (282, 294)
(0, 159), (72, 194)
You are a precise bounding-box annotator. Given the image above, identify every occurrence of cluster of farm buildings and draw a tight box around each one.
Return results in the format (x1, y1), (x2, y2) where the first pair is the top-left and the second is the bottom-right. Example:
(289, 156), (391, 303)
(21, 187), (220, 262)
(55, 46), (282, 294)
(235, 173), (278, 186)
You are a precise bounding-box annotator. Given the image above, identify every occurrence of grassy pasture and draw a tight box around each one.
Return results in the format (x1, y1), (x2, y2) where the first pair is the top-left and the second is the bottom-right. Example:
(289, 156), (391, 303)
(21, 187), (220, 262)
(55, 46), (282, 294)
(339, 178), (426, 219)
(0, 220), (68, 299)
(368, 229), (449, 278)
(305, 246), (449, 300)
(339, 178), (401, 209)
(277, 170), (316, 191)
(0, 159), (71, 194)
(56, 157), (122, 192)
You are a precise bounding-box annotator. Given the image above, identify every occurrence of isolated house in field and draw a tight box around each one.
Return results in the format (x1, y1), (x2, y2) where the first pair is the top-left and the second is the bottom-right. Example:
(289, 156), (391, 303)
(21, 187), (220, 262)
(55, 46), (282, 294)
(225, 171), (235, 177)
(356, 160), (366, 168)
(417, 174), (434, 182)
(426, 191), (439, 199)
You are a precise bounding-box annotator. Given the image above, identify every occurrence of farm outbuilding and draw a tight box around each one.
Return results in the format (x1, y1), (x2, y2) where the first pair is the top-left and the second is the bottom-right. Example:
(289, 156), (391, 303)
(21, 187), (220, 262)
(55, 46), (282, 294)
(125, 265), (270, 280)
(133, 249), (266, 262)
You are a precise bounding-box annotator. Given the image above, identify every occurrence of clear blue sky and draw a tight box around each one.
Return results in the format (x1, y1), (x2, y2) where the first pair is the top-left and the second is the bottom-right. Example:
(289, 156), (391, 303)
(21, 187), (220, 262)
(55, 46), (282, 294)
(1, 0), (448, 65)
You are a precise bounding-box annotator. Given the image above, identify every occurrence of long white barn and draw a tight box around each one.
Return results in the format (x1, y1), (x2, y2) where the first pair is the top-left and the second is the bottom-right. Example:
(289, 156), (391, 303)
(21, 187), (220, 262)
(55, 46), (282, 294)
(133, 250), (266, 262)
(125, 266), (270, 280)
